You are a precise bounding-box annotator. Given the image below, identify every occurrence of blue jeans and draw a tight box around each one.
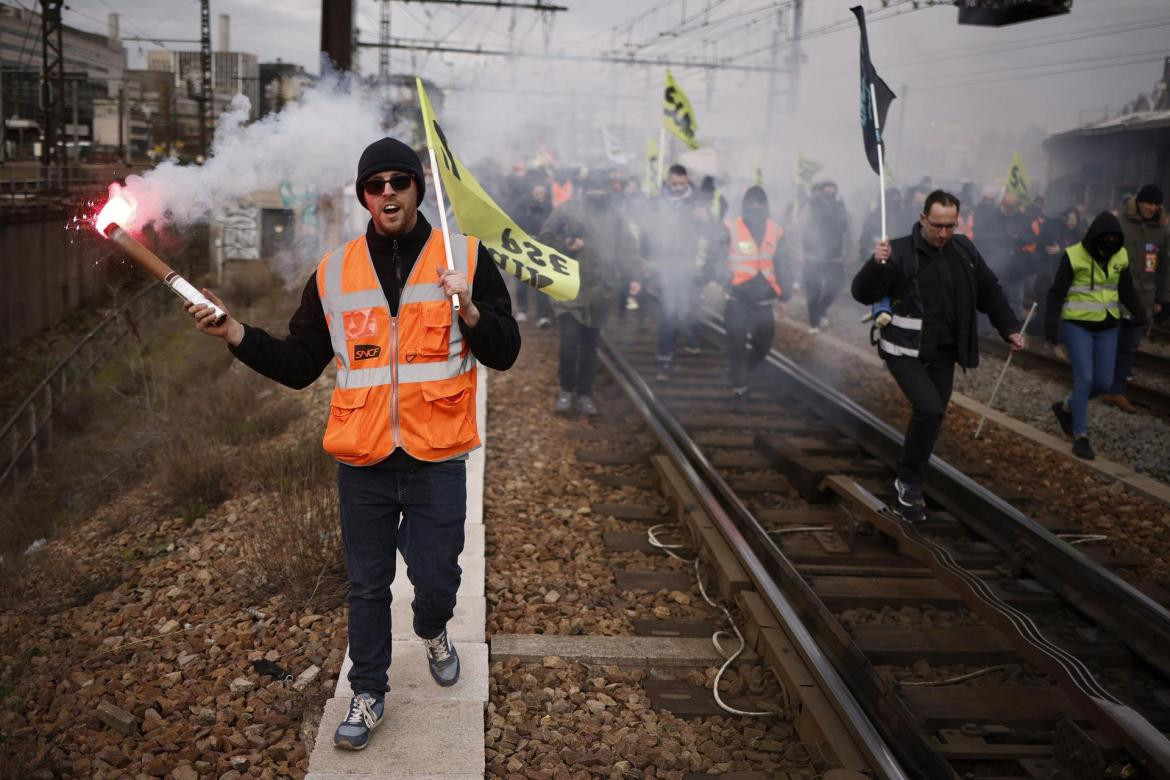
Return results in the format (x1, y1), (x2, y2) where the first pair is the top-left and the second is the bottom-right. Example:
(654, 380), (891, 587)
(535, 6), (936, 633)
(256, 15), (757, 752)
(338, 460), (466, 697)
(656, 273), (699, 362)
(1060, 320), (1118, 437)
(1108, 318), (1144, 395)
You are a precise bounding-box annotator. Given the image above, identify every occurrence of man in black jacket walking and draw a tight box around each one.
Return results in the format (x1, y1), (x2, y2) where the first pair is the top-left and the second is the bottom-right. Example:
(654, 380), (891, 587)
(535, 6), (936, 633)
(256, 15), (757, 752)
(851, 190), (1023, 522)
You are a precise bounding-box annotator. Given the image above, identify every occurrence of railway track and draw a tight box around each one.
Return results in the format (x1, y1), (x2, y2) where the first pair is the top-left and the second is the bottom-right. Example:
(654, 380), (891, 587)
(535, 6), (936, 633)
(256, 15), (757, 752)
(595, 311), (1170, 780)
(979, 336), (1170, 417)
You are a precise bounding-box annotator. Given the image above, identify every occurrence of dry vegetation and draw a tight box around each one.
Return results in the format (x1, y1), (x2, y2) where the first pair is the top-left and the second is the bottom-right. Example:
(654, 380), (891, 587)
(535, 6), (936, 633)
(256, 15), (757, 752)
(0, 258), (346, 777)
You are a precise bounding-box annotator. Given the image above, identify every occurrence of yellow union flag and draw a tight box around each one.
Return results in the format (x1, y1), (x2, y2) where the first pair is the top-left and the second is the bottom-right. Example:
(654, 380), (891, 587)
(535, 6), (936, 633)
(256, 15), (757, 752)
(416, 79), (580, 302)
(663, 69), (699, 150)
(1005, 152), (1032, 206)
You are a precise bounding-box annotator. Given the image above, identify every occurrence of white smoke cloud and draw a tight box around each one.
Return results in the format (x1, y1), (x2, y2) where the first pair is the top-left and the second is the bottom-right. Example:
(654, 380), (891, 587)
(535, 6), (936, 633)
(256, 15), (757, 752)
(118, 75), (386, 229)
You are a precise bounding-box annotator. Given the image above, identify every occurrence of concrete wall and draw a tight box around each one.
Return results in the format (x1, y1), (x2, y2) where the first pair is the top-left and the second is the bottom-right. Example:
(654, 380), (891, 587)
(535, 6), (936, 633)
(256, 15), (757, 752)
(0, 214), (105, 344)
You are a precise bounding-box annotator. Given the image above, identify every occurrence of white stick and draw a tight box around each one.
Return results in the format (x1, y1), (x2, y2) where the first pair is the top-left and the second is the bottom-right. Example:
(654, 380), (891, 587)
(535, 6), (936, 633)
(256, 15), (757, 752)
(657, 125), (667, 191)
(973, 302), (1037, 439)
(426, 146), (460, 312)
(869, 81), (887, 241)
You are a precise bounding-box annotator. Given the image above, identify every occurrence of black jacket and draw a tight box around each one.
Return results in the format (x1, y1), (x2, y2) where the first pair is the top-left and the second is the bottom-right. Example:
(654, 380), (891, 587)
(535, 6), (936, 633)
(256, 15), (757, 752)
(1043, 211), (1147, 342)
(229, 213), (520, 469)
(851, 223), (1020, 369)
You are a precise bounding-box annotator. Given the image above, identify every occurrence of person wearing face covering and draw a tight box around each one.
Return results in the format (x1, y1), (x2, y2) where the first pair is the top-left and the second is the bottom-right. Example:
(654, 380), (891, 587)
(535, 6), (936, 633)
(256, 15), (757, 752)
(707, 186), (792, 412)
(1045, 212), (1148, 460)
(539, 172), (642, 416)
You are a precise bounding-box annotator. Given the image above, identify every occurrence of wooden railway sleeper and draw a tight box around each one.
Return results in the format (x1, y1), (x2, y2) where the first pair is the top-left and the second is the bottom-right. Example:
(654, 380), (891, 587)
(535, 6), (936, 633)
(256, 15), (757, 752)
(823, 473), (1170, 779)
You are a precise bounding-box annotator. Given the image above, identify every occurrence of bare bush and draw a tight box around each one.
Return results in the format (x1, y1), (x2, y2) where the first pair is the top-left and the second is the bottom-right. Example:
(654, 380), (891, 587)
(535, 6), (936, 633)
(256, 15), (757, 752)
(245, 435), (333, 496)
(220, 261), (284, 310)
(240, 485), (346, 609)
(154, 430), (232, 522)
(193, 367), (302, 446)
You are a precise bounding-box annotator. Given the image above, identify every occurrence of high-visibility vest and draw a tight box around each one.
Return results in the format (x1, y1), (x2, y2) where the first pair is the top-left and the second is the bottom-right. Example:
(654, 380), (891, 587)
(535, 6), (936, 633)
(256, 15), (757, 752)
(957, 213), (974, 240)
(316, 229), (480, 466)
(1062, 242), (1127, 323)
(551, 179), (573, 207)
(725, 217), (782, 296)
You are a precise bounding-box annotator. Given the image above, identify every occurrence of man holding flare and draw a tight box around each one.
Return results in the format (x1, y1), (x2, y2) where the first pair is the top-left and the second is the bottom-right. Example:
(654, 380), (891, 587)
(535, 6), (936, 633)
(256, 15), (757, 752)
(185, 137), (519, 751)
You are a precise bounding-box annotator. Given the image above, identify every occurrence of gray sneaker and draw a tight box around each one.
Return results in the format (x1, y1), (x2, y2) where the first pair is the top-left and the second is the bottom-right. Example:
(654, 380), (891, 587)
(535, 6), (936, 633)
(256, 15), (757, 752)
(554, 391), (574, 415)
(333, 692), (384, 750)
(424, 630), (460, 687)
(577, 395), (599, 417)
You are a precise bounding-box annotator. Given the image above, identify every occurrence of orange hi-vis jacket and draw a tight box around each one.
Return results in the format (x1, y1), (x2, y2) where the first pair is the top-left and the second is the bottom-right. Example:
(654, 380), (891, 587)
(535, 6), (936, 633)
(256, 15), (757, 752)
(316, 228), (480, 466)
(726, 217), (783, 296)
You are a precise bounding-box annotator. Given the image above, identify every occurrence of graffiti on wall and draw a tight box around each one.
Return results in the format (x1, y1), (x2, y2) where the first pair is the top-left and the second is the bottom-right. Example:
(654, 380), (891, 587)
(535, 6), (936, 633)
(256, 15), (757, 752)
(219, 201), (260, 261)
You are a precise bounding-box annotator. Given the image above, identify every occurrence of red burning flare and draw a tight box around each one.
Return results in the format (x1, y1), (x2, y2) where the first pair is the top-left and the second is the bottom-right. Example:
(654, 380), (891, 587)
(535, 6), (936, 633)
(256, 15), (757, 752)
(95, 183), (138, 234)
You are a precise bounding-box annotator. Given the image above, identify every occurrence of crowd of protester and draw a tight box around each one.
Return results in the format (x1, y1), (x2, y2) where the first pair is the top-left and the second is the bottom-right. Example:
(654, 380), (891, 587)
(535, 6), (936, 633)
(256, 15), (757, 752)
(482, 155), (1168, 477)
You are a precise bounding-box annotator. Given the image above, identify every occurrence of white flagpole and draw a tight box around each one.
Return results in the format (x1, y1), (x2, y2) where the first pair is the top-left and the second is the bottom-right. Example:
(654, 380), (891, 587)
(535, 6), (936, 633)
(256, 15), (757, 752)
(869, 81), (888, 241)
(973, 302), (1037, 439)
(427, 147), (460, 312)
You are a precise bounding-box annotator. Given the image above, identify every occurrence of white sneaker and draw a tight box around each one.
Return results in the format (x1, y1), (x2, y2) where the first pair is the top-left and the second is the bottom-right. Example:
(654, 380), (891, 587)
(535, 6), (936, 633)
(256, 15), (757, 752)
(516, 311), (528, 323)
(808, 325), (820, 334)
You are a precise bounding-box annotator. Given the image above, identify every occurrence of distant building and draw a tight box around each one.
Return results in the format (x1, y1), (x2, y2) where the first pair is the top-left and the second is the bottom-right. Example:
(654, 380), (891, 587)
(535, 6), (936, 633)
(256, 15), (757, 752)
(258, 61), (313, 118)
(1044, 57), (1170, 212)
(146, 49), (260, 120)
(0, 2), (126, 159)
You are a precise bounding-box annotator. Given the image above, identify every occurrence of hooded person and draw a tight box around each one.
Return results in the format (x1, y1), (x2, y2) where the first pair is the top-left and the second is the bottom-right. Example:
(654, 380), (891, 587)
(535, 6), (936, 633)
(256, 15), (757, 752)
(539, 170), (642, 416)
(1100, 185), (1170, 413)
(1045, 211), (1148, 460)
(181, 136), (520, 752)
(707, 186), (792, 411)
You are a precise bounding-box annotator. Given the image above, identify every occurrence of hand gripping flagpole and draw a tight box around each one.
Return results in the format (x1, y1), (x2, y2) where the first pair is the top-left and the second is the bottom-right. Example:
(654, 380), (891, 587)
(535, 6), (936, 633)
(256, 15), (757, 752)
(973, 302), (1037, 439)
(427, 146), (460, 312)
(870, 81), (888, 241)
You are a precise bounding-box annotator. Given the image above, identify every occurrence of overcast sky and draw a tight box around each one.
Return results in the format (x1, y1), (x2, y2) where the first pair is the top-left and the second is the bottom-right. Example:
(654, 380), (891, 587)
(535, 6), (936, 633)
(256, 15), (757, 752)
(58, 0), (1170, 190)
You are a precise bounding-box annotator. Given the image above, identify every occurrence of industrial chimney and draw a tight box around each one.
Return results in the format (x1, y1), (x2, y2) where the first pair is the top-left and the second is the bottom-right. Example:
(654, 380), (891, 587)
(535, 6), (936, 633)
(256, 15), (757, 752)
(108, 13), (119, 47)
(219, 14), (230, 53)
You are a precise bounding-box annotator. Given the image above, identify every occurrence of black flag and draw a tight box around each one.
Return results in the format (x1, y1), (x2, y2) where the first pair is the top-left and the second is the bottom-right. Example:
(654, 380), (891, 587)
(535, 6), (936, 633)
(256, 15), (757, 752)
(851, 6), (896, 176)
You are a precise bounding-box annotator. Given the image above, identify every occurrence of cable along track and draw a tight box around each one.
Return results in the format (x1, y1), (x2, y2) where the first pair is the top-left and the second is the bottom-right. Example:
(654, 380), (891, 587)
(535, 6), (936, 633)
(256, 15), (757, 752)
(599, 311), (1170, 780)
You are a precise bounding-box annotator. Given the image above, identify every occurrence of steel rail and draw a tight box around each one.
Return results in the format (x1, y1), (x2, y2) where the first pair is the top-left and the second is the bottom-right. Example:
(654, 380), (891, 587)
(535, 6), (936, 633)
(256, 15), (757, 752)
(599, 339), (921, 780)
(719, 317), (1170, 684)
(979, 336), (1170, 416)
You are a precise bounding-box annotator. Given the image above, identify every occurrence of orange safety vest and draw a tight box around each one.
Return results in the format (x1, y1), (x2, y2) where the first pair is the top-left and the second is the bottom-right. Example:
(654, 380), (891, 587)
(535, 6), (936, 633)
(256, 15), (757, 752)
(726, 217), (783, 296)
(957, 212), (974, 240)
(551, 179), (574, 207)
(316, 229), (480, 466)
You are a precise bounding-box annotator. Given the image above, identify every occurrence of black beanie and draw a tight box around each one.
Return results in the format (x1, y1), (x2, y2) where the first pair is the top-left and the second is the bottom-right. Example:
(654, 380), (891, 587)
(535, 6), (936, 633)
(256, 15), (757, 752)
(1136, 184), (1163, 206)
(355, 137), (426, 205)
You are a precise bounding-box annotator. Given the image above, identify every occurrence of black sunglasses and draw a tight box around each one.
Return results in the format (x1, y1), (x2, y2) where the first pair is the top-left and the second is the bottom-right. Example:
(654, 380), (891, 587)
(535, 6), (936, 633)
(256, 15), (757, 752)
(362, 173), (414, 197)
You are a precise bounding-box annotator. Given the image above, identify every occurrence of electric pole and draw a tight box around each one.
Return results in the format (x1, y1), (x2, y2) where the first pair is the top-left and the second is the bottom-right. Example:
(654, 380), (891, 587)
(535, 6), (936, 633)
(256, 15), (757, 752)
(321, 0), (354, 72)
(379, 0), (391, 78)
(40, 0), (65, 182)
(199, 0), (212, 160)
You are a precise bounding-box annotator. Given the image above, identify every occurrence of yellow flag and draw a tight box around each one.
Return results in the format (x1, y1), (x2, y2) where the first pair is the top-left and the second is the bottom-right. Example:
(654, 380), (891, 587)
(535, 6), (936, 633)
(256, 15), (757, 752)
(416, 79), (580, 302)
(642, 136), (659, 197)
(663, 70), (699, 150)
(1005, 152), (1031, 206)
(795, 152), (823, 188)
